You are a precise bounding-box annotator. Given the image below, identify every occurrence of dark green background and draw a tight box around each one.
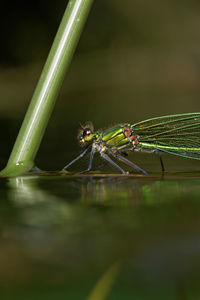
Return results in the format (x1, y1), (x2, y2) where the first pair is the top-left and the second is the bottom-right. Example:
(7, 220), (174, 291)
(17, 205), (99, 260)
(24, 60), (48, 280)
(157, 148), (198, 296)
(1, 1), (200, 299)
(1, 0), (200, 170)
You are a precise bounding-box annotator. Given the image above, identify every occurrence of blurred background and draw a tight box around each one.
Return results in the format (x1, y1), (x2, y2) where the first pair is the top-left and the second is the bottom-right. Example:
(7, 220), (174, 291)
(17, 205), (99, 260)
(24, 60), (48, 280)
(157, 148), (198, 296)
(1, 2), (200, 299)
(1, 0), (200, 170)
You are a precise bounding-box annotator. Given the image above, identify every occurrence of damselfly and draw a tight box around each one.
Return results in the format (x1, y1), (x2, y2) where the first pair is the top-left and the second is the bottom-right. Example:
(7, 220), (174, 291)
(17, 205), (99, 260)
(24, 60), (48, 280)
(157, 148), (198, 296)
(63, 113), (200, 175)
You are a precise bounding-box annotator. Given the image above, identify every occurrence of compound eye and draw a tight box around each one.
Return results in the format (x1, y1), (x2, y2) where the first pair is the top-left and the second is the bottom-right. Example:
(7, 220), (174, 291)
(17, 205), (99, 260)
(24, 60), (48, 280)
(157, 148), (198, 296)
(81, 128), (93, 143)
(78, 122), (94, 146)
(83, 128), (91, 138)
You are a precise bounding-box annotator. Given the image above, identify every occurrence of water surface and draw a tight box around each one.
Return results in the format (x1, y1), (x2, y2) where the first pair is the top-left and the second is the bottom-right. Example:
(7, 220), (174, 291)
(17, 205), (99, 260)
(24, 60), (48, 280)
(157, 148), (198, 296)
(1, 169), (200, 299)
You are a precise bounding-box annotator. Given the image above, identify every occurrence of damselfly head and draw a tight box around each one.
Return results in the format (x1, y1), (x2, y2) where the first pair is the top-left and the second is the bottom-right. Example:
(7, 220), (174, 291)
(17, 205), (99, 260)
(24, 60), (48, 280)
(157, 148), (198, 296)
(78, 122), (94, 147)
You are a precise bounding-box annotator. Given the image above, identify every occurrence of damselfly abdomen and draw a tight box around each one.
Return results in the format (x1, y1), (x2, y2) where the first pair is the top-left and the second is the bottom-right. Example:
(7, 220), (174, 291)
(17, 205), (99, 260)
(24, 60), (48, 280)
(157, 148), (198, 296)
(63, 113), (200, 174)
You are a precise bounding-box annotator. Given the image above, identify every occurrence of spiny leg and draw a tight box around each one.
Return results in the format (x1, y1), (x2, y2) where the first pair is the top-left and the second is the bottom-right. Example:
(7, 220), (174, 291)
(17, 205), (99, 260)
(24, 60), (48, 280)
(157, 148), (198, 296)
(159, 155), (165, 173)
(100, 152), (127, 174)
(62, 145), (91, 170)
(111, 152), (148, 175)
(78, 147), (95, 174)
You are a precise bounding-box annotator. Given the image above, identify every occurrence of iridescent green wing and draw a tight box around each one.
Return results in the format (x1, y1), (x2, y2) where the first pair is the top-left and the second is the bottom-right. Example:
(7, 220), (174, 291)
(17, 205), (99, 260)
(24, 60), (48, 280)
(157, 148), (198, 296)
(132, 113), (200, 159)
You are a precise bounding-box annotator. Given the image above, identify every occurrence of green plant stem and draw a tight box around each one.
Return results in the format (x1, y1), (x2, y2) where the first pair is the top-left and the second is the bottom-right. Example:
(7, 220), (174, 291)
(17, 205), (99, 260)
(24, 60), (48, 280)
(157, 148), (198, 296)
(0, 0), (94, 177)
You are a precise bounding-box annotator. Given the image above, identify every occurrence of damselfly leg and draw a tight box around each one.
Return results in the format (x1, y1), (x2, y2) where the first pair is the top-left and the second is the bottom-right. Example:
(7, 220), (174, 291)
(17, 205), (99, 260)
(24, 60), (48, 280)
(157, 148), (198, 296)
(62, 145), (91, 170)
(78, 147), (95, 174)
(159, 155), (165, 172)
(111, 152), (148, 175)
(100, 152), (127, 174)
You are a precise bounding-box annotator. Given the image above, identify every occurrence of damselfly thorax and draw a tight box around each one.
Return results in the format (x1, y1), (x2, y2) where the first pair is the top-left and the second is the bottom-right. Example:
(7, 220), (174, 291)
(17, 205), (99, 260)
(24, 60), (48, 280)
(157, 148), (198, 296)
(63, 113), (200, 174)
